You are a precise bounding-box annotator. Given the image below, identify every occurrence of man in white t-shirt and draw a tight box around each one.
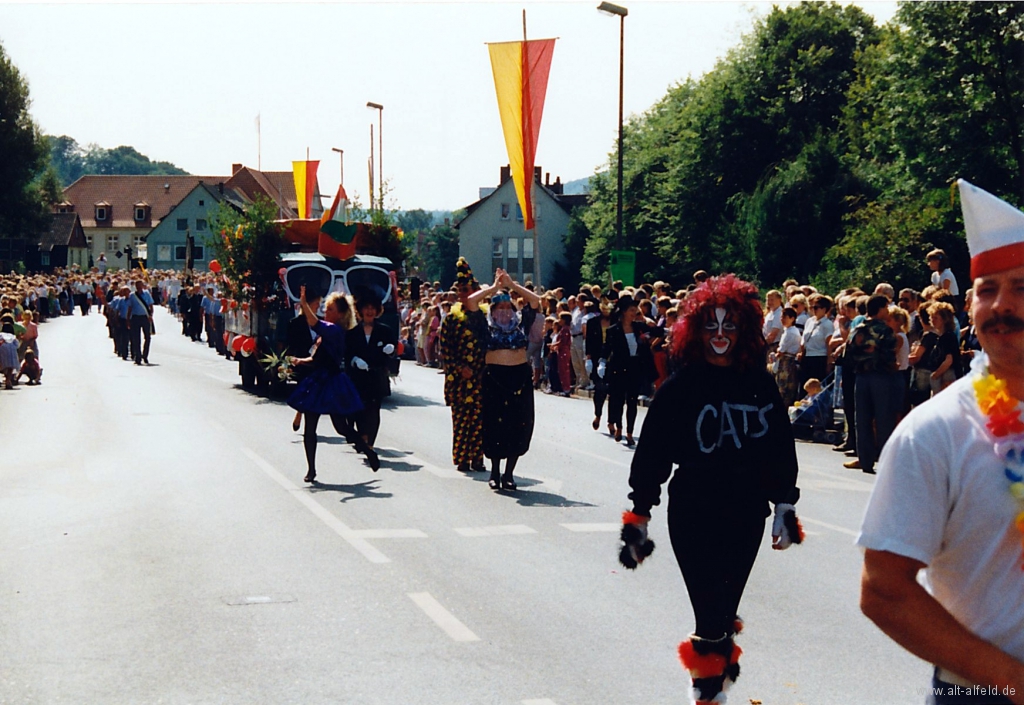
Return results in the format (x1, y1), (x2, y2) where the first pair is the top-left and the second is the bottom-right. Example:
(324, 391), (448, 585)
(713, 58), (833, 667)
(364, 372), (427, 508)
(859, 180), (1024, 704)
(762, 289), (784, 349)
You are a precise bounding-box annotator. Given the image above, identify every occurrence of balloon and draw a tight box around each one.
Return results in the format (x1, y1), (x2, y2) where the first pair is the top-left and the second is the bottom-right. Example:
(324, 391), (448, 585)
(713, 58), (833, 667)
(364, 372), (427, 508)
(241, 302), (249, 312)
(209, 259), (222, 274)
(230, 300), (239, 309)
(220, 298), (229, 313)
(231, 335), (245, 352)
(240, 338), (257, 356)
(396, 341), (405, 356)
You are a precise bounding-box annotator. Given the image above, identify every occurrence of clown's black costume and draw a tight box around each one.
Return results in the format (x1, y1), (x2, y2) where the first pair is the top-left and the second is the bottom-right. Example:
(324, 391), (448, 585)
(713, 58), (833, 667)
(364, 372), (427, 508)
(621, 274), (803, 705)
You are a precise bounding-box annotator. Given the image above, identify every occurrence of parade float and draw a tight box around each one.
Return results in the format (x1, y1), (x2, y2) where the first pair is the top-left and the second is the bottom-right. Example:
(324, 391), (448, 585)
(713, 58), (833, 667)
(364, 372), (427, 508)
(211, 163), (402, 394)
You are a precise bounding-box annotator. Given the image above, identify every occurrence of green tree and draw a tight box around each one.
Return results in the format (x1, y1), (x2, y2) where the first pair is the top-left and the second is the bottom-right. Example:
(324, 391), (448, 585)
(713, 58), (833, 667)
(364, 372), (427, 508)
(580, 2), (879, 287)
(417, 224), (461, 286)
(208, 196), (285, 309)
(82, 144), (188, 177)
(0, 41), (51, 241)
(47, 134), (86, 185)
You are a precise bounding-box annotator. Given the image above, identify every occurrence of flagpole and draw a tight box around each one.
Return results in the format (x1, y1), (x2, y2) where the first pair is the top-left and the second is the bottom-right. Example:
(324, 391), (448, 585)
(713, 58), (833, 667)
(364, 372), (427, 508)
(522, 10), (541, 286)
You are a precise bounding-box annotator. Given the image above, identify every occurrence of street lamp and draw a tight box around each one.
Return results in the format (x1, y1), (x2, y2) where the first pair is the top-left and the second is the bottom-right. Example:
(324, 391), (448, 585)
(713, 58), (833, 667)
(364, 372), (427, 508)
(598, 1), (627, 248)
(366, 101), (384, 211)
(331, 147), (344, 185)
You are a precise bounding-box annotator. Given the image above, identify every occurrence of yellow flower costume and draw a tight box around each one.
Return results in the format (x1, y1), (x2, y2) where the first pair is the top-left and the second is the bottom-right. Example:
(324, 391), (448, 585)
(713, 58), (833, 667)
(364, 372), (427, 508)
(440, 259), (489, 467)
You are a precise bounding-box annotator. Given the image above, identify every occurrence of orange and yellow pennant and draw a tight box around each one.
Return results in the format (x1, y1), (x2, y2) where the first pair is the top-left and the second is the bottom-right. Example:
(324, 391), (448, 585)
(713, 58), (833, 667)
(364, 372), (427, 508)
(488, 38), (556, 231)
(291, 160), (320, 219)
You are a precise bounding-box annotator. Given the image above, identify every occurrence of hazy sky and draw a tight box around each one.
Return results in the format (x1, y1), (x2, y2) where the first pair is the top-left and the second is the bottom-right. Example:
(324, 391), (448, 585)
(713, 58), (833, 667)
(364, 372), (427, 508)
(1, 0), (897, 211)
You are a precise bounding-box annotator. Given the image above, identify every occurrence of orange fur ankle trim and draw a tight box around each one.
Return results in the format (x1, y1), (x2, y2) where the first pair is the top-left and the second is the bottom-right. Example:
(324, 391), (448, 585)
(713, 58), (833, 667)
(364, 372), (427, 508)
(678, 641), (727, 679)
(622, 511), (648, 525)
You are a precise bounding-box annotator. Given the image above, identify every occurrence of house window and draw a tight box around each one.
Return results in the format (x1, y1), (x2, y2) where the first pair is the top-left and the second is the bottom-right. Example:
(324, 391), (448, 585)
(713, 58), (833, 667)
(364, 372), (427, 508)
(85, 235), (93, 248)
(507, 237), (520, 278)
(157, 245), (172, 262)
(523, 237), (535, 280)
(40, 253), (50, 266)
(491, 238), (503, 273)
(534, 202), (541, 221)
(198, 200), (205, 206)
(196, 219), (208, 232)
(515, 203), (524, 222)
(107, 235), (119, 251)
(175, 245), (204, 261)
(133, 236), (144, 250)
(177, 218), (188, 231)
(96, 207), (107, 221)
(135, 208), (146, 221)
(500, 203), (511, 221)
(58, 206), (69, 214)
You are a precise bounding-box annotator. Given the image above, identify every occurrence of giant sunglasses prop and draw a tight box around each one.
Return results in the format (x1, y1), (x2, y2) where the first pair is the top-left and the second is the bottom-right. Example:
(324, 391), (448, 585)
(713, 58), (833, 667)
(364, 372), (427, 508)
(280, 263), (395, 310)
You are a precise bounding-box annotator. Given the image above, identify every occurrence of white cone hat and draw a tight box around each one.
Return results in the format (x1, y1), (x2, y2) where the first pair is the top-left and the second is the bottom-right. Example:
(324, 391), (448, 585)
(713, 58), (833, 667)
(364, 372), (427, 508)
(957, 179), (1024, 279)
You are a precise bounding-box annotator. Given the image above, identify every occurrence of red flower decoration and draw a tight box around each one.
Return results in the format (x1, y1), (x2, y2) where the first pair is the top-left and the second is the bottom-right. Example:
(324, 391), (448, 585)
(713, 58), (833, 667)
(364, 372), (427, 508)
(987, 410), (1024, 437)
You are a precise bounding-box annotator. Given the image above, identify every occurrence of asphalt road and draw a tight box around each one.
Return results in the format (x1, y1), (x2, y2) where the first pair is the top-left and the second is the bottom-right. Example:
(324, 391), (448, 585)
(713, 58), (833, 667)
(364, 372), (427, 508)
(0, 307), (928, 705)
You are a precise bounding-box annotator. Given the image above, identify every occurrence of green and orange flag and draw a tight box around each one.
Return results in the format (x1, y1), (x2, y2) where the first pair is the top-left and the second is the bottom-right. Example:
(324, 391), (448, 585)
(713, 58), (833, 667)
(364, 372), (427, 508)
(292, 160), (319, 219)
(488, 38), (556, 231)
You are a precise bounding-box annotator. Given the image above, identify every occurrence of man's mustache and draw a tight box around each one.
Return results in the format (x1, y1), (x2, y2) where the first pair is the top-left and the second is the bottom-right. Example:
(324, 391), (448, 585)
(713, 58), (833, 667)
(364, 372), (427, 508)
(981, 314), (1024, 333)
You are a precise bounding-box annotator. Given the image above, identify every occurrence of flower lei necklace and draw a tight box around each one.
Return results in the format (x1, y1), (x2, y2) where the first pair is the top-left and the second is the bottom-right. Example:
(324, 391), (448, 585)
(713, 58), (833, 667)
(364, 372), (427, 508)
(972, 359), (1024, 568)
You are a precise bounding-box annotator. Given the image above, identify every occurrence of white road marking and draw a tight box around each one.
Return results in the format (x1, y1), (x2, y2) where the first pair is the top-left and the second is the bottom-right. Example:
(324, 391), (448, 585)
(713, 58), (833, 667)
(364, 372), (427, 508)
(801, 516), (859, 537)
(522, 700), (559, 705)
(536, 437), (630, 468)
(407, 592), (480, 642)
(240, 447), (426, 563)
(454, 524), (537, 537)
(527, 475), (564, 494)
(561, 523), (620, 532)
(348, 529), (428, 539)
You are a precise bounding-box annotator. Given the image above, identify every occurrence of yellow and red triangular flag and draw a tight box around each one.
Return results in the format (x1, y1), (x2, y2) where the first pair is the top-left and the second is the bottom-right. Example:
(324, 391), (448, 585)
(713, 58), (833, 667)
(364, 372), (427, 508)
(488, 38), (555, 231)
(292, 160), (319, 219)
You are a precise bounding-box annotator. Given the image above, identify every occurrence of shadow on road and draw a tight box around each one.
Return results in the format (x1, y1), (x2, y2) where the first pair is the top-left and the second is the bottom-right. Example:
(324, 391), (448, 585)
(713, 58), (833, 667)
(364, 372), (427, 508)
(383, 392), (443, 408)
(310, 479), (393, 502)
(465, 475), (596, 508)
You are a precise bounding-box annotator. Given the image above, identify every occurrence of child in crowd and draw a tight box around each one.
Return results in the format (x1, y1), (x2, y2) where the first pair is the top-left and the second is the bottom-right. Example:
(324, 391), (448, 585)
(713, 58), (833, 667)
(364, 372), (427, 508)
(788, 378), (822, 421)
(18, 349), (41, 385)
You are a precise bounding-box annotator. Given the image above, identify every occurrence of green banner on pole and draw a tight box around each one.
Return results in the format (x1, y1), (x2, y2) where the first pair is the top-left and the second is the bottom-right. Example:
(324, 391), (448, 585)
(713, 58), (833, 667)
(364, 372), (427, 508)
(609, 250), (635, 288)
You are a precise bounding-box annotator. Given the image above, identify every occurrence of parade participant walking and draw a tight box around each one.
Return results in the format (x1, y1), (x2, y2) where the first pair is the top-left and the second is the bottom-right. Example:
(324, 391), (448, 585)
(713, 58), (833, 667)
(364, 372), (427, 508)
(467, 269), (542, 491)
(288, 286), (376, 482)
(584, 301), (613, 431)
(439, 258), (488, 473)
(605, 296), (657, 446)
(859, 180), (1024, 705)
(126, 280), (154, 365)
(346, 287), (398, 451)
(620, 274), (802, 705)
(286, 291), (323, 434)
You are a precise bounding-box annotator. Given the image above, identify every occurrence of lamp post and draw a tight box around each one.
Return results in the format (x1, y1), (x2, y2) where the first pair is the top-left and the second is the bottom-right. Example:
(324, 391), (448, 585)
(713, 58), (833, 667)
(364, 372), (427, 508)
(331, 147), (344, 185)
(598, 1), (627, 248)
(366, 101), (384, 211)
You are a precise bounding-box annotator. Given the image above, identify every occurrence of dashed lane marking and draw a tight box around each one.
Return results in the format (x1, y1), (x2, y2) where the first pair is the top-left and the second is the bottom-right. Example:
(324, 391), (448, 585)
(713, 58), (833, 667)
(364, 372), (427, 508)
(454, 524), (537, 537)
(407, 592), (480, 642)
(801, 516), (859, 538)
(561, 523), (620, 532)
(240, 447), (427, 563)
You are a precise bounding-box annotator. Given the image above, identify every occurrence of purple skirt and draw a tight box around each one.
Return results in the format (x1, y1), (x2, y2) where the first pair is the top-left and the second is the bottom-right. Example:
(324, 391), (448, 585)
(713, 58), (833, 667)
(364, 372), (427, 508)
(288, 369), (364, 416)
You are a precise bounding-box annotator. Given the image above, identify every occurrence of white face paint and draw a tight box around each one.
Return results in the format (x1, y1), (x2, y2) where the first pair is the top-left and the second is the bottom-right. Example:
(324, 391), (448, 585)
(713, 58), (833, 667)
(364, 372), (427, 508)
(704, 306), (737, 356)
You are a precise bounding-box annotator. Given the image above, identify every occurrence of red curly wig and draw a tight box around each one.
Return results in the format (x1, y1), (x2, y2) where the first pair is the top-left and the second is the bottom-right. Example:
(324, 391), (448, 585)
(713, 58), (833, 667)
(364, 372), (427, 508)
(672, 274), (766, 371)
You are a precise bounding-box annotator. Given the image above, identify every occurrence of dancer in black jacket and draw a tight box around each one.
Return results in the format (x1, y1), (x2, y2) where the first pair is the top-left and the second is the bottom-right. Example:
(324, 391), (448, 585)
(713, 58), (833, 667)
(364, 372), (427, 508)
(620, 274), (803, 705)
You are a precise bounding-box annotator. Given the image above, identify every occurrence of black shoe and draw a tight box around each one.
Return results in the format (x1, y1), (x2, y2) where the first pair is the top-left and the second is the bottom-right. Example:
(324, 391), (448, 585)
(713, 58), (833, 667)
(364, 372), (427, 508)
(457, 462), (471, 473)
(470, 460), (487, 472)
(134, 360), (142, 366)
(862, 468), (877, 475)
(364, 446), (380, 472)
(832, 444), (851, 452)
(500, 476), (517, 491)
(488, 476), (501, 490)
(303, 472), (316, 483)
(626, 434), (635, 447)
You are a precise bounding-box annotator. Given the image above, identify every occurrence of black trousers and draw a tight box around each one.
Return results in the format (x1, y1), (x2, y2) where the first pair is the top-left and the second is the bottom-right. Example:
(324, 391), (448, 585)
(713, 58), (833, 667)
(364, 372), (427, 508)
(303, 413), (358, 474)
(668, 502), (764, 639)
(115, 319), (130, 358)
(129, 314), (151, 363)
(592, 372), (609, 419)
(354, 404), (382, 447)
